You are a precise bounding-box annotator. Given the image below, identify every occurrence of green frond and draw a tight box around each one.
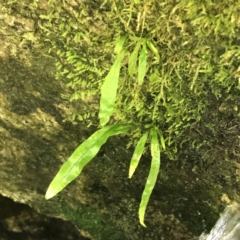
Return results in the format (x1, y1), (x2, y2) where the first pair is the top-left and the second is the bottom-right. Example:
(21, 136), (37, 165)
(39, 0), (240, 226)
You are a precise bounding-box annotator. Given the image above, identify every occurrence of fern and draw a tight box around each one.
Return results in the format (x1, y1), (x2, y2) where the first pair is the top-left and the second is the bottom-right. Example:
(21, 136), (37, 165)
(39, 0), (240, 226)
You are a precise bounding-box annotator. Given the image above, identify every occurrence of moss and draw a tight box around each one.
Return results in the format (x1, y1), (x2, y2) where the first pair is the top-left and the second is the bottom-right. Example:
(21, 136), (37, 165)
(33, 0), (240, 161)
(4, 0), (240, 235)
(60, 199), (128, 240)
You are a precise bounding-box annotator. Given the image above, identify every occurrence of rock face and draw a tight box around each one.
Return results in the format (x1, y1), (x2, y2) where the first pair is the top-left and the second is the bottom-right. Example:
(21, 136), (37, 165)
(0, 54), (194, 239)
(1, 1), (240, 240)
(0, 195), (90, 240)
(199, 203), (240, 240)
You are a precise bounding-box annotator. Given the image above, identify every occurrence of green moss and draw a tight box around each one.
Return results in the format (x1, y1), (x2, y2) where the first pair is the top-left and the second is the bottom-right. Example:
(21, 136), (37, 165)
(60, 198), (128, 240)
(38, 0), (240, 159)
(3, 0), (240, 235)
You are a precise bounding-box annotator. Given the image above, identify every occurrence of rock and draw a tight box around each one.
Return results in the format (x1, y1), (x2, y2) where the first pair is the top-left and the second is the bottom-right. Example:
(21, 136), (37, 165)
(1, 1), (240, 240)
(0, 194), (90, 240)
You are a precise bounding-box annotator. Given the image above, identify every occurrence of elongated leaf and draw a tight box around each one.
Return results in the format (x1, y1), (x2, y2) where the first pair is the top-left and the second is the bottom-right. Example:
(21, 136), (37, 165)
(138, 40), (147, 85)
(156, 128), (165, 150)
(99, 51), (125, 126)
(114, 35), (128, 55)
(128, 42), (141, 77)
(146, 40), (160, 62)
(139, 128), (160, 227)
(45, 124), (132, 200)
(129, 131), (149, 178)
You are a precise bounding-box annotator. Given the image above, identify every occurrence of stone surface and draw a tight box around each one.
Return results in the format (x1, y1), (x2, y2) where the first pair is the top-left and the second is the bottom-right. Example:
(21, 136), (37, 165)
(0, 194), (90, 240)
(0, 1), (240, 240)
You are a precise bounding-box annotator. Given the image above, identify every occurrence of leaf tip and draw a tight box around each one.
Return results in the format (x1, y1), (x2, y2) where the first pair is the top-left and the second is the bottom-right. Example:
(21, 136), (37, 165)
(140, 219), (147, 227)
(128, 167), (135, 179)
(45, 188), (55, 200)
(139, 207), (147, 227)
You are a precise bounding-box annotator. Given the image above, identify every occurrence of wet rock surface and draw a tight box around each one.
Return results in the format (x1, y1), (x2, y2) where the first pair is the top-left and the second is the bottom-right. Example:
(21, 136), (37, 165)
(0, 194), (90, 240)
(0, 1), (240, 240)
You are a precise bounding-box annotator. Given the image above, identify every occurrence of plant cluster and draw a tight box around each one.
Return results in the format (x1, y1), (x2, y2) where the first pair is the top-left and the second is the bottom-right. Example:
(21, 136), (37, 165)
(37, 0), (240, 226)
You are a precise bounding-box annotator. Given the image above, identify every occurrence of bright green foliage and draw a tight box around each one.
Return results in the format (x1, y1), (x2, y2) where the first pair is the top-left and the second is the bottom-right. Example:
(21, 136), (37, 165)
(157, 128), (165, 150)
(146, 41), (160, 63)
(128, 41), (141, 77)
(99, 50), (126, 126)
(138, 40), (147, 85)
(45, 124), (132, 200)
(139, 128), (161, 227)
(129, 131), (149, 178)
(38, 0), (240, 226)
(114, 35), (128, 55)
